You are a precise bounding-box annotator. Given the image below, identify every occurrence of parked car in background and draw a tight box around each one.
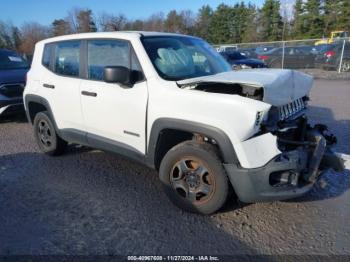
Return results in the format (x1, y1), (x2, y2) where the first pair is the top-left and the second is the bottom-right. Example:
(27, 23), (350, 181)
(255, 46), (275, 54)
(311, 44), (330, 55)
(297, 45), (315, 54)
(258, 47), (315, 69)
(216, 45), (238, 52)
(0, 49), (29, 116)
(315, 43), (350, 72)
(219, 51), (267, 69)
(237, 48), (259, 59)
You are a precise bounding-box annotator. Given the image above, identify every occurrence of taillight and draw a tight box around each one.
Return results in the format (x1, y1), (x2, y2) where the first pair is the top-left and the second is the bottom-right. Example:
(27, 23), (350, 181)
(258, 55), (269, 60)
(324, 50), (335, 58)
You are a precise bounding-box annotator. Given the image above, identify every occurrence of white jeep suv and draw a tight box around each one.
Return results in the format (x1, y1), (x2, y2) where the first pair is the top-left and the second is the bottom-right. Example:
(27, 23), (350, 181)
(24, 32), (344, 214)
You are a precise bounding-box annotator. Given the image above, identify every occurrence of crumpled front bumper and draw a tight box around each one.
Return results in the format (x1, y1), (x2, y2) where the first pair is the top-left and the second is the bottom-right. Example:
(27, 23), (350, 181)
(224, 127), (345, 203)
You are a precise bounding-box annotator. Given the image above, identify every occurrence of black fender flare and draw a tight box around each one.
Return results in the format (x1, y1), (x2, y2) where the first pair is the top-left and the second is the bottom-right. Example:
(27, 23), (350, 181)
(24, 94), (88, 145)
(24, 94), (59, 130)
(146, 118), (239, 168)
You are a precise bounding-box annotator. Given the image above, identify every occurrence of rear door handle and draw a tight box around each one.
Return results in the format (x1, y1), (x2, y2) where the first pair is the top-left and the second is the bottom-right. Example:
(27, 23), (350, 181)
(43, 83), (55, 89)
(81, 91), (97, 97)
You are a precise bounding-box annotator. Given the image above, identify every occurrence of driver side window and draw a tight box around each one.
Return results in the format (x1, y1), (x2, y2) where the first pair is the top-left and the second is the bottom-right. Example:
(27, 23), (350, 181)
(87, 40), (129, 81)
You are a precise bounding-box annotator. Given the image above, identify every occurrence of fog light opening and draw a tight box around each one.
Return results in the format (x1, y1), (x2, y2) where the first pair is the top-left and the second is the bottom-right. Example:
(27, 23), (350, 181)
(269, 170), (299, 187)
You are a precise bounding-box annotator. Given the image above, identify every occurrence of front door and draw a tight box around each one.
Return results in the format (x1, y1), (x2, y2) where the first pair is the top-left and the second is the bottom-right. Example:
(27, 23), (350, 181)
(80, 39), (148, 154)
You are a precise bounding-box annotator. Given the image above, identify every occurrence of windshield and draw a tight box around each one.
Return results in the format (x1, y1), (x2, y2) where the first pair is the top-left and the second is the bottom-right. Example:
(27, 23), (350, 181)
(141, 36), (231, 81)
(0, 51), (29, 70)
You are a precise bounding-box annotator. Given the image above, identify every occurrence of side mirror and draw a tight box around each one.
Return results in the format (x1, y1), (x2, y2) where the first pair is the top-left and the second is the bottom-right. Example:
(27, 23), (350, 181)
(103, 66), (131, 86)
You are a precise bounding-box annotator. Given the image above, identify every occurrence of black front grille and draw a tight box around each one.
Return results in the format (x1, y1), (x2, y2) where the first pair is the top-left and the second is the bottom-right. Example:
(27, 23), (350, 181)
(0, 83), (25, 98)
(278, 98), (306, 121)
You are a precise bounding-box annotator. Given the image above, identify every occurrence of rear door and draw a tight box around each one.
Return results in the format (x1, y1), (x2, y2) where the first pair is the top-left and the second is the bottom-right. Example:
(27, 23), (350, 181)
(39, 40), (84, 131)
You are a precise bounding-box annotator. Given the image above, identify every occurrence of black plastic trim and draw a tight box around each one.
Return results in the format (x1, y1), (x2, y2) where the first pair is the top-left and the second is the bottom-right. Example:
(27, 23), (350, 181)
(24, 94), (56, 125)
(224, 149), (313, 203)
(87, 133), (145, 164)
(146, 118), (239, 167)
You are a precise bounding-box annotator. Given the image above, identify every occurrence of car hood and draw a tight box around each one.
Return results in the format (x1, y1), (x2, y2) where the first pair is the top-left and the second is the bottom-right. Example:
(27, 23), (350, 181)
(177, 69), (313, 106)
(0, 68), (28, 84)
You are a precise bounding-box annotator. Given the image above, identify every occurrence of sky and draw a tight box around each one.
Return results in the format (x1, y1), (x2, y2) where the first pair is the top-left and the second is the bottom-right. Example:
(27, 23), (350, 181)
(0, 0), (269, 26)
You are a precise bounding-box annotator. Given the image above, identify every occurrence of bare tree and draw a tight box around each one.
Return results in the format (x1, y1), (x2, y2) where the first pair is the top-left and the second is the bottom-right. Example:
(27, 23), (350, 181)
(19, 22), (49, 55)
(164, 10), (180, 33)
(67, 8), (97, 33)
(180, 10), (195, 34)
(144, 12), (165, 31)
(0, 21), (15, 49)
(66, 8), (79, 33)
(99, 13), (127, 31)
(124, 19), (144, 31)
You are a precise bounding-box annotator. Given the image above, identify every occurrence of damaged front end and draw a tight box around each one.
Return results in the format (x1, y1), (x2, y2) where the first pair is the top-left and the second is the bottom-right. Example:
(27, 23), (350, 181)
(264, 101), (344, 181)
(178, 69), (345, 203)
(224, 101), (345, 203)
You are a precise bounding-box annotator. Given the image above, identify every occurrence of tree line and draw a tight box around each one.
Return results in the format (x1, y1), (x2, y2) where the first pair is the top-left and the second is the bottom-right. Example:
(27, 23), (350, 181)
(0, 0), (349, 56)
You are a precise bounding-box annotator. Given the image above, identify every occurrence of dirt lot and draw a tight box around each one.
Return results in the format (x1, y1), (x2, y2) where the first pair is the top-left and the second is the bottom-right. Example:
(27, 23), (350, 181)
(301, 69), (350, 81)
(0, 79), (349, 256)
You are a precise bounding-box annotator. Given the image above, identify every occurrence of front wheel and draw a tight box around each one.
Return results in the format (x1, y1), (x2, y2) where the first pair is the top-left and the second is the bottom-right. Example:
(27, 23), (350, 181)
(33, 111), (67, 156)
(340, 59), (350, 72)
(159, 141), (229, 214)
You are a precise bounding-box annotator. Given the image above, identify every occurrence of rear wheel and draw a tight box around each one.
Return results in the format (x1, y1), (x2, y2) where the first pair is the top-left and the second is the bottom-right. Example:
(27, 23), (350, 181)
(159, 141), (229, 214)
(33, 111), (67, 156)
(340, 59), (350, 72)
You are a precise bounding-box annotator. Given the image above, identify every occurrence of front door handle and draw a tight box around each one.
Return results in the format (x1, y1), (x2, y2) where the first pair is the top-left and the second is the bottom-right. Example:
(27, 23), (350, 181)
(43, 83), (55, 89)
(81, 91), (97, 97)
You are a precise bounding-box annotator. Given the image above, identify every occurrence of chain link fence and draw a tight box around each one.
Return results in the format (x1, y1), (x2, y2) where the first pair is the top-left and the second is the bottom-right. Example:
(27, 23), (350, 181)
(214, 37), (350, 75)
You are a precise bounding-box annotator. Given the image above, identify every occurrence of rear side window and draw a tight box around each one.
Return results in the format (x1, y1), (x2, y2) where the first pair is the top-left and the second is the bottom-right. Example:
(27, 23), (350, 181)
(54, 41), (80, 77)
(42, 44), (52, 69)
(87, 40), (130, 81)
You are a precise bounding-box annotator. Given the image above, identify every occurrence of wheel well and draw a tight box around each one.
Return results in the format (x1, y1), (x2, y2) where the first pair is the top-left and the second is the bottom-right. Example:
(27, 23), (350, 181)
(153, 129), (223, 170)
(27, 101), (47, 123)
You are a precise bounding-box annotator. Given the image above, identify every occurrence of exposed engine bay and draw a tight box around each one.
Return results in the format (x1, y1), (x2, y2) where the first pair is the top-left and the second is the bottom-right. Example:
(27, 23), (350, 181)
(177, 70), (344, 187)
(177, 69), (314, 106)
(187, 82), (264, 101)
(261, 112), (344, 186)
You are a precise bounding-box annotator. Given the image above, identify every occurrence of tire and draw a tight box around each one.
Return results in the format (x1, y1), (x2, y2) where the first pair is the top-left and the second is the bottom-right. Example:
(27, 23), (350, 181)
(341, 59), (350, 72)
(33, 111), (67, 156)
(159, 141), (229, 215)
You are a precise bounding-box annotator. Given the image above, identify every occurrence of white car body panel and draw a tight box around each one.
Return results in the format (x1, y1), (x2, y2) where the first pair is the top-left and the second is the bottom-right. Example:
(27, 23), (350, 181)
(177, 69), (313, 106)
(80, 79), (148, 154)
(236, 133), (282, 168)
(24, 32), (314, 169)
(41, 72), (84, 130)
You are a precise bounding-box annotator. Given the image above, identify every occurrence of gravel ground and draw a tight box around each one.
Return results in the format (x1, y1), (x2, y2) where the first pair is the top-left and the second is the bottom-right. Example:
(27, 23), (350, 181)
(0, 79), (349, 256)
